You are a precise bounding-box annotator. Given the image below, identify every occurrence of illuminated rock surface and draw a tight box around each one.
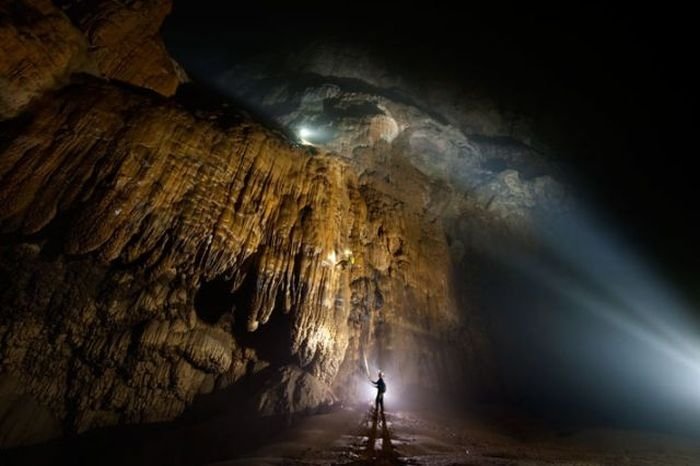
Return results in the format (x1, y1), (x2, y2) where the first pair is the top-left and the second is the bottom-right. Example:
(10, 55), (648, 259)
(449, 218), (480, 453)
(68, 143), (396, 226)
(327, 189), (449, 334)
(0, 75), (474, 446)
(0, 0), (183, 119)
(2, 2), (699, 466)
(0, 0), (86, 119)
(58, 0), (185, 96)
(0, 0), (483, 448)
(214, 42), (570, 273)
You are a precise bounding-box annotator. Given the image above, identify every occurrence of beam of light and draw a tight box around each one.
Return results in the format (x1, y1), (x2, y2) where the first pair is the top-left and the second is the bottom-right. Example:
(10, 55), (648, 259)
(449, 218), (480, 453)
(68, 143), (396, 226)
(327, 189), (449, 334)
(538, 210), (700, 370)
(517, 253), (700, 381)
(494, 204), (700, 428)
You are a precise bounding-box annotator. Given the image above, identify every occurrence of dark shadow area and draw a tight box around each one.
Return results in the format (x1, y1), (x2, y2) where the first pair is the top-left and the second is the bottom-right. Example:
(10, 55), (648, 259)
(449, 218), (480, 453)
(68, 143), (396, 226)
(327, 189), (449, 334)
(0, 107), (33, 156)
(366, 406), (378, 457)
(354, 405), (401, 466)
(229, 269), (295, 367)
(196, 253), (295, 365)
(379, 410), (394, 459)
(194, 275), (235, 324)
(2, 366), (320, 466)
(174, 80), (296, 141)
(233, 296), (295, 366)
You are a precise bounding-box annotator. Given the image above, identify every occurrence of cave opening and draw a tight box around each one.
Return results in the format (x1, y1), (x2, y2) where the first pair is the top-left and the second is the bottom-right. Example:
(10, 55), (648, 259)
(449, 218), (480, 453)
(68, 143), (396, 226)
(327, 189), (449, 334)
(193, 275), (236, 325)
(195, 265), (295, 366)
(229, 266), (295, 367)
(233, 293), (295, 368)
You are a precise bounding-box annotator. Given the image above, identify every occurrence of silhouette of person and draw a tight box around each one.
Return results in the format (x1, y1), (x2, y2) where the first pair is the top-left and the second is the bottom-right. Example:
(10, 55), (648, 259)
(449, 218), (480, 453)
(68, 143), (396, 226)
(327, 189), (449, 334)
(371, 370), (386, 412)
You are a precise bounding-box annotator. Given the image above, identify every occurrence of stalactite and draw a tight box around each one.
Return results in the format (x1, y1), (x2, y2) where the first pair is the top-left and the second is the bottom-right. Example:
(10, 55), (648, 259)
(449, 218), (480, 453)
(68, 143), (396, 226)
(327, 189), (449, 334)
(0, 0), (479, 448)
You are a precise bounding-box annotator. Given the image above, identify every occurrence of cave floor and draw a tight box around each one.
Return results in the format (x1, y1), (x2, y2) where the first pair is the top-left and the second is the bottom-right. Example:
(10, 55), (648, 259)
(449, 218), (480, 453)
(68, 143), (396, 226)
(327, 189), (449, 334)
(211, 404), (700, 466)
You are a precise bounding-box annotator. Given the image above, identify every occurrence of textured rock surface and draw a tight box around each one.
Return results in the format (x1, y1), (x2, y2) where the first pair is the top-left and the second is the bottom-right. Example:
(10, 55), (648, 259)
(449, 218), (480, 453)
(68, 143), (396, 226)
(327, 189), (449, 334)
(215, 42), (569, 250)
(0, 0), (556, 451)
(58, 0), (185, 96)
(0, 74), (473, 446)
(0, 0), (86, 118)
(0, 0), (183, 119)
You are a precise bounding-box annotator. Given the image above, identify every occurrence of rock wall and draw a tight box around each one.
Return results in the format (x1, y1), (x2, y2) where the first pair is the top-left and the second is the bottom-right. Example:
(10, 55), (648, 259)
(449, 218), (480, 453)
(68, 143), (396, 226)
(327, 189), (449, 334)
(213, 41), (568, 261)
(0, 0), (86, 119)
(0, 0), (477, 447)
(0, 0), (184, 119)
(57, 0), (185, 95)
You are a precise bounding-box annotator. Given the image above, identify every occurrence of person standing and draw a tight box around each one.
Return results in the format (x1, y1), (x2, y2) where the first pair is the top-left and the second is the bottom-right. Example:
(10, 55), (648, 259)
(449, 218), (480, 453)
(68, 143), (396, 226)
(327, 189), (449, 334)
(371, 371), (386, 412)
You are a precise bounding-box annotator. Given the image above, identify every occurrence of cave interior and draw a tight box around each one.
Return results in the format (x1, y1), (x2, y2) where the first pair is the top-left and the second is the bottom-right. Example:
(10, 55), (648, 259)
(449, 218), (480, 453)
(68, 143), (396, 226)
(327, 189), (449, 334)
(0, 1), (698, 465)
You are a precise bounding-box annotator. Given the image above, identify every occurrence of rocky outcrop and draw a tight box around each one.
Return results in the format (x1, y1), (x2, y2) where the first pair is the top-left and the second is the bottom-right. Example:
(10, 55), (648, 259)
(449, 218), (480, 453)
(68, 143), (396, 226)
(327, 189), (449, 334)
(215, 42), (568, 248)
(0, 72), (472, 446)
(0, 0), (551, 450)
(0, 0), (183, 119)
(58, 0), (185, 96)
(256, 366), (336, 416)
(0, 0), (86, 119)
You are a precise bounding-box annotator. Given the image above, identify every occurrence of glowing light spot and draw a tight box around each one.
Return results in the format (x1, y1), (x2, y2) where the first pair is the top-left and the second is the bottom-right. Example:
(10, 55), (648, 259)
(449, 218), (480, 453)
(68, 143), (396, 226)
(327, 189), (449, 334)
(360, 377), (392, 405)
(297, 126), (317, 145)
(321, 250), (337, 267)
(362, 378), (377, 402)
(298, 127), (312, 139)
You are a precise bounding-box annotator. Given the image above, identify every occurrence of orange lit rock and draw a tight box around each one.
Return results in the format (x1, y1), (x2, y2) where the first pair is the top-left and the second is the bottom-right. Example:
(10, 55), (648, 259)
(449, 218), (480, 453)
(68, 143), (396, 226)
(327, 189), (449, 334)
(59, 0), (185, 96)
(0, 77), (471, 446)
(0, 0), (86, 118)
(0, 0), (481, 448)
(0, 0), (183, 120)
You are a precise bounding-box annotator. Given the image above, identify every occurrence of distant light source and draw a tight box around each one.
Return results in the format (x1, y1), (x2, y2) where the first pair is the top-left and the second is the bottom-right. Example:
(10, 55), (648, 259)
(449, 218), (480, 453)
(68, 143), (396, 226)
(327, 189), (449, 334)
(297, 126), (316, 145)
(298, 127), (312, 139)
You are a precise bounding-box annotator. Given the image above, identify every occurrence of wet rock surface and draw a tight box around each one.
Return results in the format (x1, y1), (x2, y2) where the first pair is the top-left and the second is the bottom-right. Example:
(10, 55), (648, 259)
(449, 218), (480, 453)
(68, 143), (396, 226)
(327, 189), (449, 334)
(205, 403), (700, 466)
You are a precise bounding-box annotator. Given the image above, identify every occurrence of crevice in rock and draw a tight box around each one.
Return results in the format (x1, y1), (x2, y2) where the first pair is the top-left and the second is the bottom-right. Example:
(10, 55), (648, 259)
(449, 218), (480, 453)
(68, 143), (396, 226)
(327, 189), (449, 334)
(374, 287), (384, 310)
(231, 268), (294, 366)
(194, 275), (236, 325)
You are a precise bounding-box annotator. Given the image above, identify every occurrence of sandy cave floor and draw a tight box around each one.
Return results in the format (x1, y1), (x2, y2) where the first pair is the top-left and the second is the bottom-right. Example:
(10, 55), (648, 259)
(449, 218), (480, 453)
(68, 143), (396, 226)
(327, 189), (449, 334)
(211, 403), (700, 466)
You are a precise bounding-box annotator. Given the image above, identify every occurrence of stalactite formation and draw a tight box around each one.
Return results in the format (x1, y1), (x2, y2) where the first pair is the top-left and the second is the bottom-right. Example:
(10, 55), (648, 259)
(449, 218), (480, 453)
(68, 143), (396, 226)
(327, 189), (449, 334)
(0, 0), (484, 447)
